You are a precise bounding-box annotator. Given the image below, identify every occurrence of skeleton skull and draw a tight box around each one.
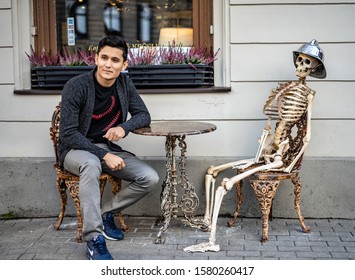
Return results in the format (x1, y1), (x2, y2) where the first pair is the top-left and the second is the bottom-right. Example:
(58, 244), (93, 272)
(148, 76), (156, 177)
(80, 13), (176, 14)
(295, 53), (319, 78)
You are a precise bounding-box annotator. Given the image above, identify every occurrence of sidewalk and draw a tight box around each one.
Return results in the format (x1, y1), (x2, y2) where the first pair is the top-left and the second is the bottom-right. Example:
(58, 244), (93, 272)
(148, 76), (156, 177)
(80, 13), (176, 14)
(0, 216), (354, 260)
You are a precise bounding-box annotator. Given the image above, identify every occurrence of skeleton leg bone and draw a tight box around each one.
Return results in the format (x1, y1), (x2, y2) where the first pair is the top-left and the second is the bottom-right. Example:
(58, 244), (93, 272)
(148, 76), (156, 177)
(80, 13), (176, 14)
(203, 174), (215, 225)
(184, 159), (284, 252)
(202, 158), (255, 226)
(202, 127), (274, 226)
(184, 142), (287, 253)
(184, 184), (227, 253)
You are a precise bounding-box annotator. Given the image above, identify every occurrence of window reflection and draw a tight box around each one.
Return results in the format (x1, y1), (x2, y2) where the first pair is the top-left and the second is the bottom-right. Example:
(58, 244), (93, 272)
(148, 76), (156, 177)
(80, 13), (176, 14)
(103, 4), (122, 34)
(137, 3), (151, 43)
(69, 0), (88, 39)
(56, 0), (192, 48)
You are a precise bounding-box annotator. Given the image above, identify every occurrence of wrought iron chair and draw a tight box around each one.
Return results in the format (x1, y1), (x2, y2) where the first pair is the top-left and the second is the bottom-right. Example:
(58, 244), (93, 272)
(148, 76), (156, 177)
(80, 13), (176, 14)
(227, 113), (310, 242)
(50, 102), (129, 242)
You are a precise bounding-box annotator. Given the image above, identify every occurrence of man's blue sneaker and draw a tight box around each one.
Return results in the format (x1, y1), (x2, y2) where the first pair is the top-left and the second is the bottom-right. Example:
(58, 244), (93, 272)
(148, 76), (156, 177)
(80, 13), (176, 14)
(86, 235), (113, 260)
(102, 212), (124, 241)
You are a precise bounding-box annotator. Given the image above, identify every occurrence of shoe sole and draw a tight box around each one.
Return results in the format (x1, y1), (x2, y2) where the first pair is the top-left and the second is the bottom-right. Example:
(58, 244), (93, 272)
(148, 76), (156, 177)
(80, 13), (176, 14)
(86, 249), (93, 260)
(103, 231), (124, 241)
(86, 248), (114, 260)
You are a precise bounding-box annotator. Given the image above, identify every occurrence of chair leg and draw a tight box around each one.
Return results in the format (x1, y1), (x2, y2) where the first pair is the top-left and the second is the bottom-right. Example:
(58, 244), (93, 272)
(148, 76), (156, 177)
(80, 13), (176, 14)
(108, 176), (122, 194)
(53, 178), (67, 230)
(250, 180), (279, 242)
(107, 176), (129, 231)
(291, 175), (310, 233)
(227, 180), (243, 227)
(66, 181), (83, 242)
(269, 199), (274, 221)
(117, 212), (129, 231)
(99, 178), (108, 208)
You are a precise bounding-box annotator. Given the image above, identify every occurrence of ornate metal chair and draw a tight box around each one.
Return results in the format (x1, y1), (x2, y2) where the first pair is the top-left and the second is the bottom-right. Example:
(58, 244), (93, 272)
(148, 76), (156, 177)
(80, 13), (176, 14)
(50, 103), (129, 242)
(227, 113), (310, 242)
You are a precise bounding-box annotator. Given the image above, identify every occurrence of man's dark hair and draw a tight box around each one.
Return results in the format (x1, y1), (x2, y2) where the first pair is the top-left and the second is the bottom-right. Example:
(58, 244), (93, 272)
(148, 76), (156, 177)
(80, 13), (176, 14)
(97, 35), (128, 61)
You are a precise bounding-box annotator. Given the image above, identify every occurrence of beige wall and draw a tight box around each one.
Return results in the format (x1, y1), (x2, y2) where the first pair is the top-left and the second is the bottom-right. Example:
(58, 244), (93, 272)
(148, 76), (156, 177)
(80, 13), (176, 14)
(1, 0), (355, 158)
(224, 0), (355, 158)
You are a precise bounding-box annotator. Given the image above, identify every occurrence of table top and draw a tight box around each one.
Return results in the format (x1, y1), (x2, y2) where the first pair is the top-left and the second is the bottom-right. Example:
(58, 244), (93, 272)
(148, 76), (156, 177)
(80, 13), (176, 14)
(133, 121), (217, 137)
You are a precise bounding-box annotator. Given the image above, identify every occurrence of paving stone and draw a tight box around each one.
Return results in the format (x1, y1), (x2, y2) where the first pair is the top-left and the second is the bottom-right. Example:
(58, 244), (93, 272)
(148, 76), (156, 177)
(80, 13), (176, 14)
(261, 251), (297, 259)
(0, 217), (354, 260)
(295, 251), (332, 259)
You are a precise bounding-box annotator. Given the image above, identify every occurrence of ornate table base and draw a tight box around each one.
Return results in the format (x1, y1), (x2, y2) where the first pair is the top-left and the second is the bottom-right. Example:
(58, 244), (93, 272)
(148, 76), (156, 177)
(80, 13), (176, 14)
(133, 121), (217, 244)
(155, 135), (209, 244)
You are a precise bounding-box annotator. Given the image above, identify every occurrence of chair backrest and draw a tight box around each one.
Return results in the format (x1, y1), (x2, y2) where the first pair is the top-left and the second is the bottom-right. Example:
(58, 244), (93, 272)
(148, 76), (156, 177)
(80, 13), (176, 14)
(275, 112), (308, 172)
(49, 103), (61, 165)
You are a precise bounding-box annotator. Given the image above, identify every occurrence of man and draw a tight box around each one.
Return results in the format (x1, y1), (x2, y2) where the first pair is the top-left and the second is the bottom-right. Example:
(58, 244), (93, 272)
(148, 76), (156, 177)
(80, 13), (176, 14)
(58, 35), (159, 260)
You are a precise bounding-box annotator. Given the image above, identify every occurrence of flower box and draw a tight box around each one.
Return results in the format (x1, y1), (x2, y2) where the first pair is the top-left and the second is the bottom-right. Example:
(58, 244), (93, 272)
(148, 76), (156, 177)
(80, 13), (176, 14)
(31, 66), (94, 89)
(127, 64), (214, 88)
(28, 43), (218, 90)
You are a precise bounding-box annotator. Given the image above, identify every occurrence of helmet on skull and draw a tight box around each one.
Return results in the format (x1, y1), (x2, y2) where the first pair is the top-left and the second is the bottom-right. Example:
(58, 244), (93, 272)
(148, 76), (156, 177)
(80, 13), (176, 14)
(293, 39), (326, 79)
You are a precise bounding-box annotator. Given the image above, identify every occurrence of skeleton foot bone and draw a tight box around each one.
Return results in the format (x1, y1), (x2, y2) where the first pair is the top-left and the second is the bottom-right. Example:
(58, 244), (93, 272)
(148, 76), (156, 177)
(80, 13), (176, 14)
(184, 242), (220, 253)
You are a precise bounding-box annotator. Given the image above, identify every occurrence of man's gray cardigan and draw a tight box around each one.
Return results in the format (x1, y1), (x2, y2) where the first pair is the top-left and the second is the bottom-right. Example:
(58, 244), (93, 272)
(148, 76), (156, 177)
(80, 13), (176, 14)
(58, 69), (151, 166)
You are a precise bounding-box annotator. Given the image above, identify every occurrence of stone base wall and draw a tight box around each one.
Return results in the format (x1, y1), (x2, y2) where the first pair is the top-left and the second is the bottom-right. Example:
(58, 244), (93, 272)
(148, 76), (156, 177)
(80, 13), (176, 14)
(1, 157), (354, 219)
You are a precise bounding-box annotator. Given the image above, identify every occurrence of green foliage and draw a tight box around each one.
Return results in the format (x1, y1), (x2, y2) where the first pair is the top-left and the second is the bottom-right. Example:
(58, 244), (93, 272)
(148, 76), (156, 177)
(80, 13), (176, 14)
(0, 212), (18, 220)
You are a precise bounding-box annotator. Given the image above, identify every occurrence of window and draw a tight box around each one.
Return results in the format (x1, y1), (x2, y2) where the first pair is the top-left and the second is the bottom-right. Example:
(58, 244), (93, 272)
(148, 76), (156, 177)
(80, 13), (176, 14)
(103, 3), (122, 35)
(32, 0), (213, 55)
(70, 0), (88, 39)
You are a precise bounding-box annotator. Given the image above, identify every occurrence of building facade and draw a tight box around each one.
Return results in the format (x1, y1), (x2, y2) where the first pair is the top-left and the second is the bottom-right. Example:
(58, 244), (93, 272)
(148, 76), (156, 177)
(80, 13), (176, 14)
(0, 0), (354, 219)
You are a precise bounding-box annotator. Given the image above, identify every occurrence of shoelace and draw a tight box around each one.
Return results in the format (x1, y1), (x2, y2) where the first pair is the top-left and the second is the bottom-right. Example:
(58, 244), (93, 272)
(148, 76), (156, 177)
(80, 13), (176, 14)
(104, 215), (116, 230)
(93, 239), (109, 255)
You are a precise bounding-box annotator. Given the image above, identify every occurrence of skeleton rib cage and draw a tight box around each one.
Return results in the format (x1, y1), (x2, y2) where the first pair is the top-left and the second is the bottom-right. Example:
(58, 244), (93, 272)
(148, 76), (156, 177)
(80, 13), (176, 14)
(262, 81), (314, 169)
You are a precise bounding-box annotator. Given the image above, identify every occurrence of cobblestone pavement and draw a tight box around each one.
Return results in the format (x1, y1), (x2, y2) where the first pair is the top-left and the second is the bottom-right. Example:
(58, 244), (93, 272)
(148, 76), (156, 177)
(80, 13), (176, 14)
(0, 216), (355, 260)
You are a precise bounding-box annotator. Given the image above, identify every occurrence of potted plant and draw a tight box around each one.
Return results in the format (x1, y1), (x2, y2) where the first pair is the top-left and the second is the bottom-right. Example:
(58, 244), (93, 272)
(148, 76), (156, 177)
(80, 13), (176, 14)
(127, 41), (219, 88)
(27, 46), (95, 89)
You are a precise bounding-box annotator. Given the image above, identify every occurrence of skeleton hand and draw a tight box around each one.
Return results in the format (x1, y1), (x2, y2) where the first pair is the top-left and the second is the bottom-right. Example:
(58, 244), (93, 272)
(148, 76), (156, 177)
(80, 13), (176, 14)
(238, 161), (256, 170)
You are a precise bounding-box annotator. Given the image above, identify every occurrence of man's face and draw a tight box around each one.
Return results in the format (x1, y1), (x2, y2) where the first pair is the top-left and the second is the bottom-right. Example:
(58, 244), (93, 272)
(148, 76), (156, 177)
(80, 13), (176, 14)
(95, 46), (128, 86)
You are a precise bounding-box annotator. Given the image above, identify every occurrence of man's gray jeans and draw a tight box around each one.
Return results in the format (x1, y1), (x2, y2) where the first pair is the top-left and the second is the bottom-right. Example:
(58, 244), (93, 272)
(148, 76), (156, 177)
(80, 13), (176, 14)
(63, 143), (159, 242)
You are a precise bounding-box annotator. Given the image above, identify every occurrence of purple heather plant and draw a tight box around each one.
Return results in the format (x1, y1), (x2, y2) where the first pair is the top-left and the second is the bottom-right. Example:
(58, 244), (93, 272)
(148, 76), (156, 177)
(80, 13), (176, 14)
(128, 40), (219, 66)
(26, 46), (96, 67)
(59, 47), (96, 66)
(27, 42), (219, 67)
(26, 46), (59, 66)
(159, 42), (186, 64)
(184, 45), (219, 65)
(78, 48), (96, 66)
(128, 46), (158, 66)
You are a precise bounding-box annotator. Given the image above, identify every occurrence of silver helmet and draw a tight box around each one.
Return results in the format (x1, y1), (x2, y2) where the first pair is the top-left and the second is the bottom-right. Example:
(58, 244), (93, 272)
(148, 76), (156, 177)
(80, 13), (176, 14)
(293, 39), (326, 79)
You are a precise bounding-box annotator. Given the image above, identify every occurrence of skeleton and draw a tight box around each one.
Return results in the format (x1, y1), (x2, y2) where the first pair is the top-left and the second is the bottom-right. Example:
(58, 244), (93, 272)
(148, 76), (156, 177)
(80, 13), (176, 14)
(184, 40), (326, 253)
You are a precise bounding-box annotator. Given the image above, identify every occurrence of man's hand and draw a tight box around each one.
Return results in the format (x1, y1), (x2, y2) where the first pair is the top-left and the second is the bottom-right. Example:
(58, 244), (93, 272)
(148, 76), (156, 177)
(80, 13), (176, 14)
(103, 126), (125, 142)
(103, 153), (125, 171)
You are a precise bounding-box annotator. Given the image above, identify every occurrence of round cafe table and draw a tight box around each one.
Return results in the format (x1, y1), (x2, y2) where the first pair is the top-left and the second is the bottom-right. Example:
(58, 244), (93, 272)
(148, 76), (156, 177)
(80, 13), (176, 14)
(133, 121), (217, 243)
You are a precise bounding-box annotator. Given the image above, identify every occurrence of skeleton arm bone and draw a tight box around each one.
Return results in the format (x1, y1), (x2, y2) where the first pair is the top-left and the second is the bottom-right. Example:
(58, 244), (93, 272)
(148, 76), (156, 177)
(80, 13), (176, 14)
(223, 154), (285, 191)
(207, 159), (255, 178)
(254, 118), (272, 163)
(284, 93), (314, 173)
(206, 122), (272, 178)
(223, 138), (290, 191)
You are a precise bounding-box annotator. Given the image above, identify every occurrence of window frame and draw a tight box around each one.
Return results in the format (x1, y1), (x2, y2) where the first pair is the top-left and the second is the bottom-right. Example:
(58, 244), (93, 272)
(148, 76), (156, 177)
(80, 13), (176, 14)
(32, 0), (213, 56)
